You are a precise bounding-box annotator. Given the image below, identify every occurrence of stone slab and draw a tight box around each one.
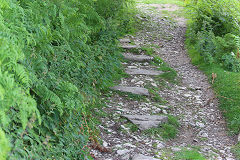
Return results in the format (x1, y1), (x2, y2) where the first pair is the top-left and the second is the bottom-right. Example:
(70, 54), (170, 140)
(123, 53), (153, 62)
(125, 68), (163, 76)
(132, 154), (159, 160)
(110, 86), (149, 96)
(119, 38), (131, 43)
(122, 115), (168, 130)
(121, 45), (138, 49)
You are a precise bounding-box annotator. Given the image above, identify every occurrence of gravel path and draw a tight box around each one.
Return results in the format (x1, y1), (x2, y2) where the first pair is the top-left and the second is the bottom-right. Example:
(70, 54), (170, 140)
(90, 3), (236, 160)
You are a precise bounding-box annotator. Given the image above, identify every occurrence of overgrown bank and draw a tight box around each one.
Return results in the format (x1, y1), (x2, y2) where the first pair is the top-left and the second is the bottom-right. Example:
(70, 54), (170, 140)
(185, 0), (240, 157)
(0, 0), (135, 159)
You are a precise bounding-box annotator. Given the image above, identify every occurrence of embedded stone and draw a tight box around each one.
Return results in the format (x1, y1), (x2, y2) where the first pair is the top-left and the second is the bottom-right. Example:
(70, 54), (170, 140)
(119, 38), (131, 43)
(110, 86), (149, 96)
(132, 154), (159, 160)
(125, 68), (163, 76)
(123, 53), (153, 62)
(121, 45), (138, 49)
(122, 114), (168, 130)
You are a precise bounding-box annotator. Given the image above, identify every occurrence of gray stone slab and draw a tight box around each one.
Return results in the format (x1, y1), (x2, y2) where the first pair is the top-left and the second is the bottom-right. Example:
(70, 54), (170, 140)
(110, 86), (149, 96)
(132, 154), (159, 160)
(121, 45), (138, 49)
(125, 68), (163, 76)
(123, 53), (153, 62)
(119, 38), (131, 43)
(122, 115), (168, 130)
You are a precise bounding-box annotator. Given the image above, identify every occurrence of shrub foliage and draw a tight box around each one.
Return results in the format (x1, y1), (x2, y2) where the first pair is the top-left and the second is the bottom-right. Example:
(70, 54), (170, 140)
(186, 0), (240, 72)
(0, 0), (135, 159)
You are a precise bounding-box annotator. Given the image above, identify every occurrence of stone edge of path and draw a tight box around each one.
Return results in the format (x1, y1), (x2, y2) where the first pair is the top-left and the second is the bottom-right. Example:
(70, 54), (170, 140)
(110, 85), (150, 96)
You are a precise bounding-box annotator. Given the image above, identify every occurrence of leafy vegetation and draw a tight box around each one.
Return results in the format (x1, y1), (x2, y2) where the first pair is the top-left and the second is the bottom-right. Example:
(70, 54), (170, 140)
(185, 0), (240, 158)
(0, 0), (136, 159)
(186, 0), (240, 133)
(186, 0), (240, 72)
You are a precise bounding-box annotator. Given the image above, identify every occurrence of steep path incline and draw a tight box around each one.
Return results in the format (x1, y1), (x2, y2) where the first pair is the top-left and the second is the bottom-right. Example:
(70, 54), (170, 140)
(91, 2), (236, 160)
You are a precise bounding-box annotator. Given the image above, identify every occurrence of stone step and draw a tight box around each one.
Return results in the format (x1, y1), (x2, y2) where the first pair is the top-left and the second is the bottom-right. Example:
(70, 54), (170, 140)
(125, 68), (163, 76)
(132, 154), (159, 160)
(110, 86), (149, 96)
(119, 38), (131, 43)
(123, 53), (153, 62)
(121, 44), (138, 49)
(122, 114), (168, 130)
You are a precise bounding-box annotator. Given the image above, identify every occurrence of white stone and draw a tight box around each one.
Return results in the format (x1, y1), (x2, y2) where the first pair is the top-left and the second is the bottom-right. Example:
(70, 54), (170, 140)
(184, 94), (192, 98)
(117, 149), (130, 155)
(178, 86), (187, 90)
(201, 133), (208, 138)
(122, 154), (130, 160)
(196, 122), (205, 128)
(162, 110), (168, 114)
(128, 66), (138, 69)
(124, 143), (136, 148)
(171, 147), (181, 152)
(115, 144), (122, 148)
(159, 105), (169, 109)
(102, 141), (108, 147)
(110, 86), (150, 96)
(146, 78), (154, 81)
(136, 81), (144, 85)
(157, 143), (165, 148)
(132, 154), (158, 160)
(119, 38), (131, 43)
(121, 44), (138, 49)
(151, 83), (158, 87)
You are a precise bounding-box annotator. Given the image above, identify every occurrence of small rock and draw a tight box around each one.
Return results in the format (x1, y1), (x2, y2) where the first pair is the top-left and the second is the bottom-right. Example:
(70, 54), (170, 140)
(117, 149), (130, 155)
(124, 143), (136, 148)
(121, 44), (138, 49)
(131, 79), (136, 83)
(146, 78), (154, 81)
(132, 154), (159, 160)
(184, 94), (192, 98)
(157, 143), (165, 148)
(115, 144), (122, 148)
(162, 110), (168, 114)
(143, 62), (149, 65)
(103, 141), (108, 147)
(136, 81), (144, 85)
(179, 86), (187, 90)
(238, 133), (240, 142)
(159, 105), (169, 109)
(196, 122), (205, 128)
(128, 66), (138, 69)
(171, 147), (181, 152)
(201, 133), (208, 138)
(151, 83), (158, 87)
(119, 38), (131, 43)
(122, 154), (130, 160)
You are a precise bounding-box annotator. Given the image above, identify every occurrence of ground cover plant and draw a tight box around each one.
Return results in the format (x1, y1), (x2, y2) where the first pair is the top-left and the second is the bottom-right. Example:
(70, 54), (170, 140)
(185, 0), (240, 158)
(0, 0), (136, 159)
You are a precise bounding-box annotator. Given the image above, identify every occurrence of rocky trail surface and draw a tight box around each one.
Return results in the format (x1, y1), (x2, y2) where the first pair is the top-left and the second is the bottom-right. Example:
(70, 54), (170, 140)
(91, 2), (236, 160)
